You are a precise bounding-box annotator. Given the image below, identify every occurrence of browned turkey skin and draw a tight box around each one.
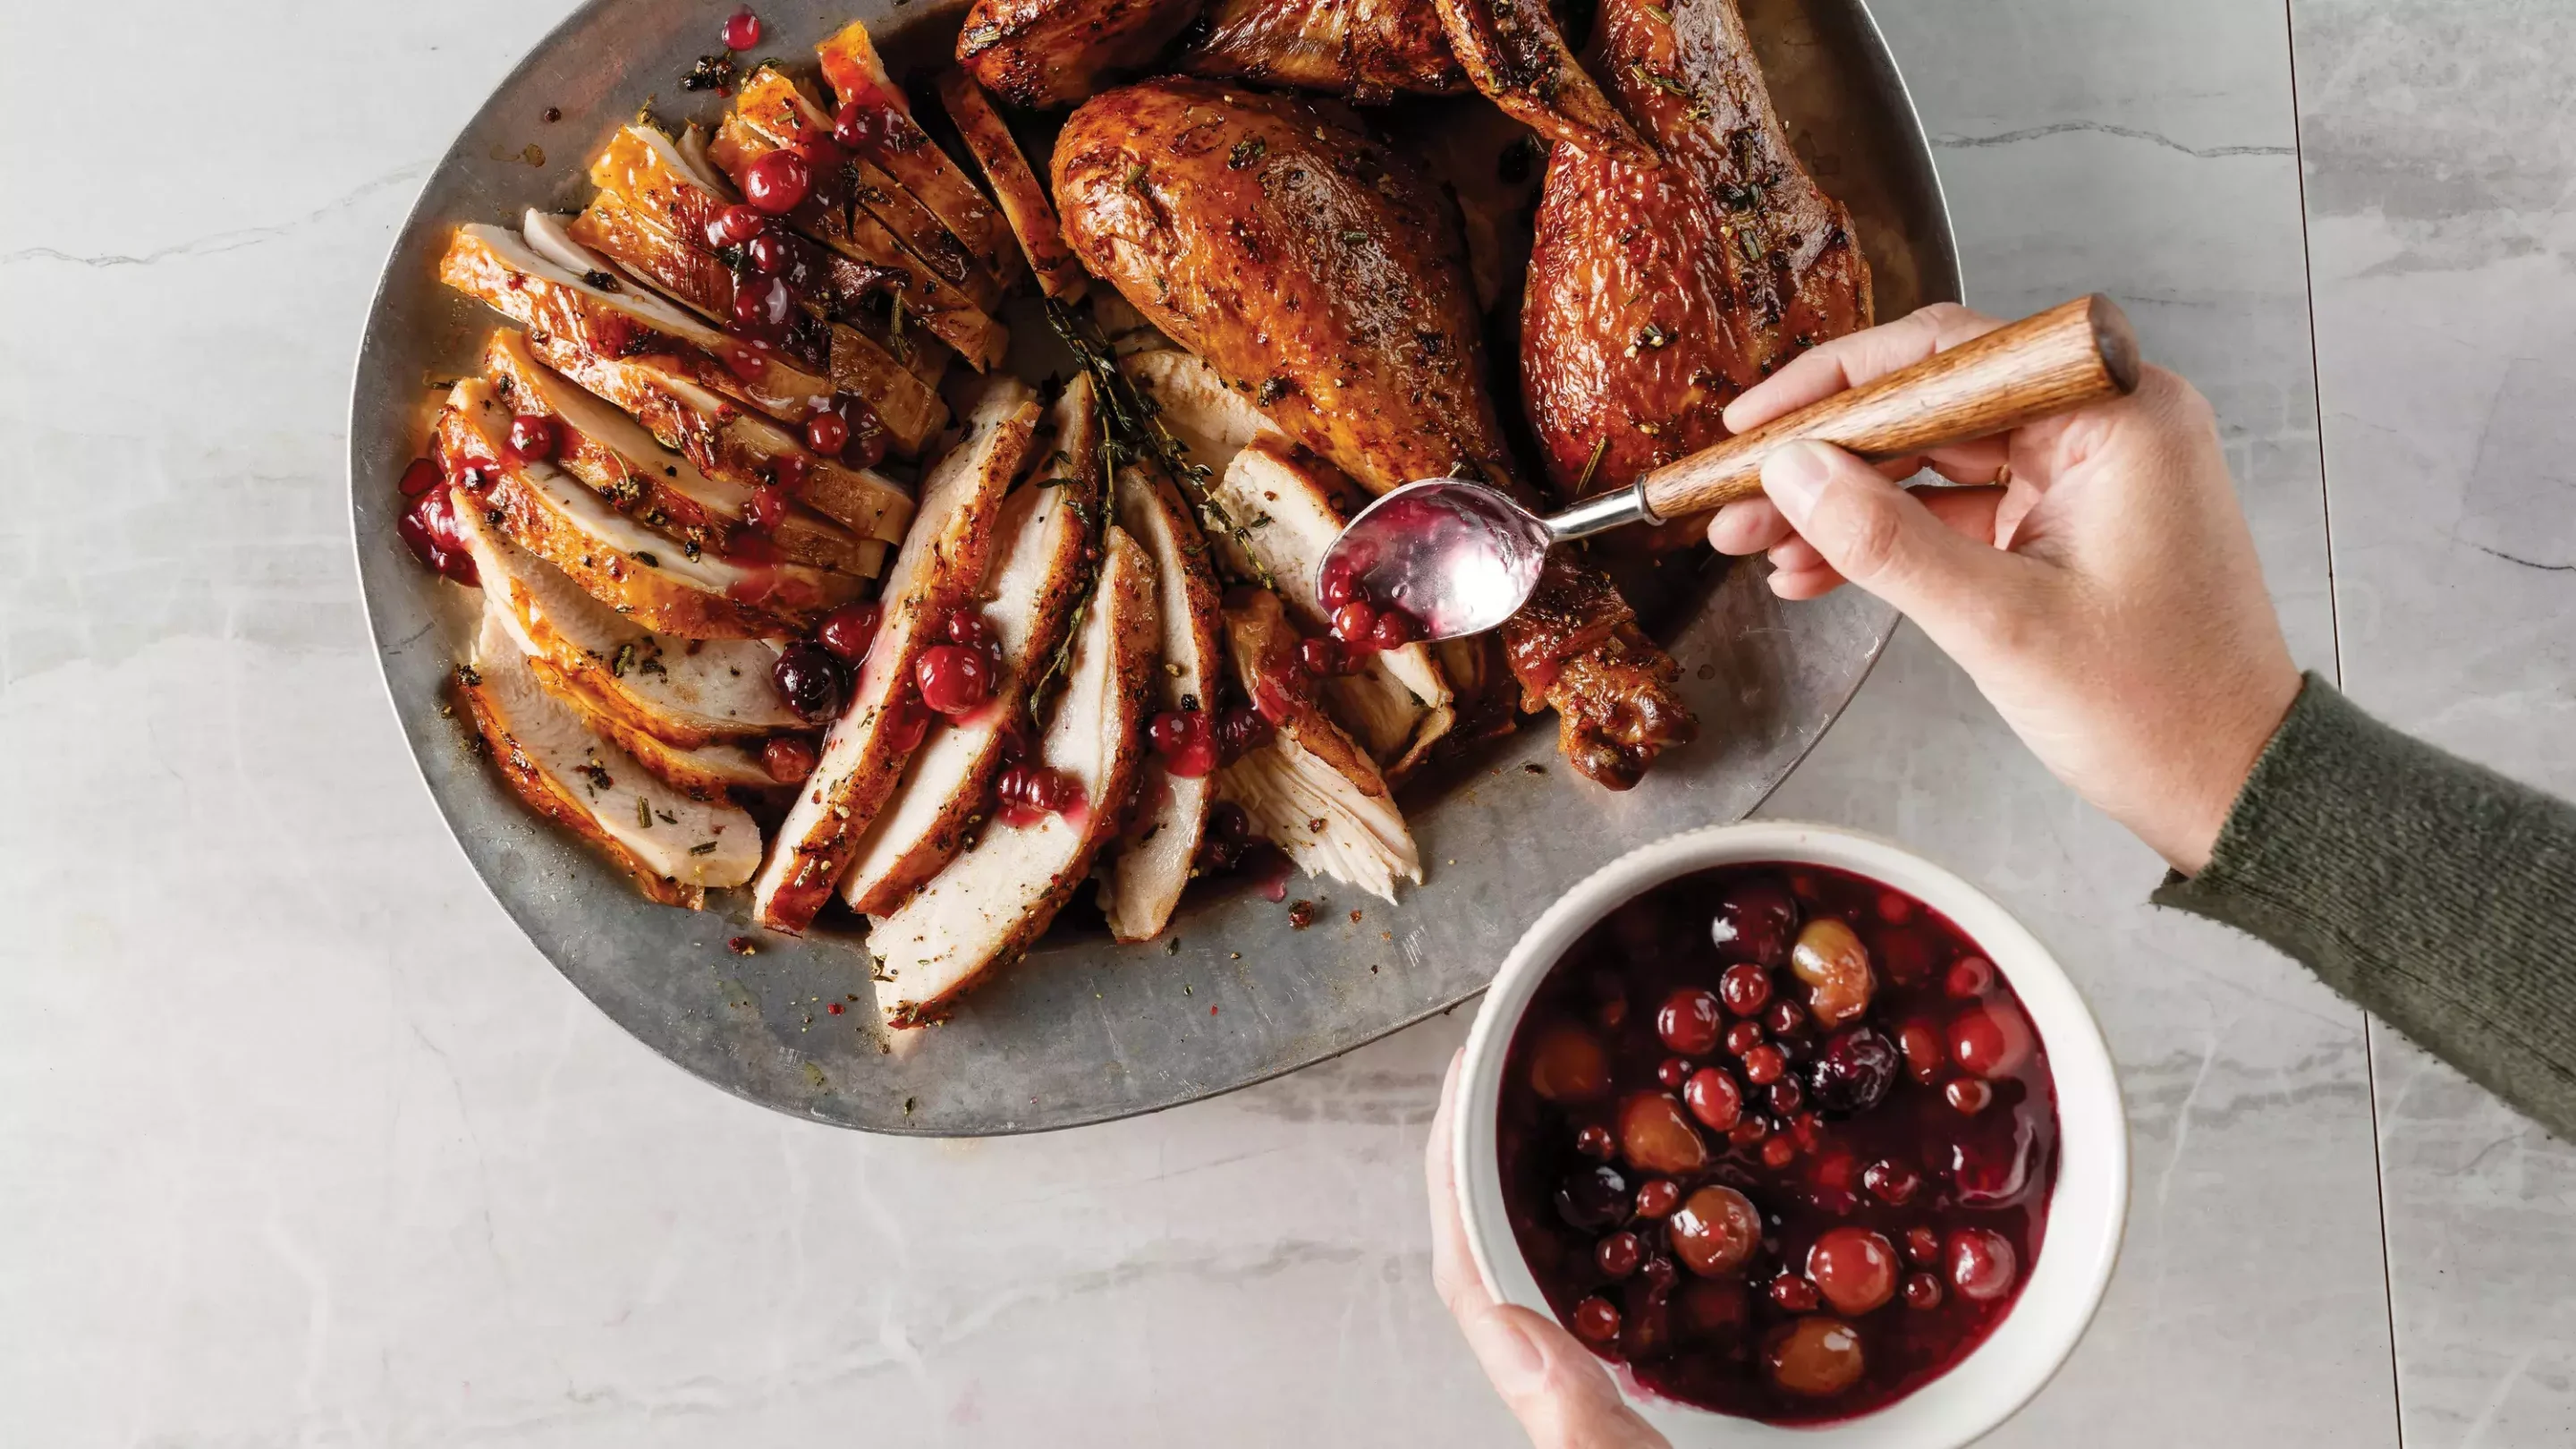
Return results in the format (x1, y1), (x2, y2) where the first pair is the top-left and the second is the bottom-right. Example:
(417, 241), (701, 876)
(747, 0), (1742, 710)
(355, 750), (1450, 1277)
(1055, 79), (1694, 787)
(1180, 0), (1468, 100)
(1521, 0), (1872, 509)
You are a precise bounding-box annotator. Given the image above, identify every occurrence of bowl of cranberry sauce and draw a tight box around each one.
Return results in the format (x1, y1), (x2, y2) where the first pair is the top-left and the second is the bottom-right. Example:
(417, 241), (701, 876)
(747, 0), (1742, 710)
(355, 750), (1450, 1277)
(1455, 825), (2125, 1446)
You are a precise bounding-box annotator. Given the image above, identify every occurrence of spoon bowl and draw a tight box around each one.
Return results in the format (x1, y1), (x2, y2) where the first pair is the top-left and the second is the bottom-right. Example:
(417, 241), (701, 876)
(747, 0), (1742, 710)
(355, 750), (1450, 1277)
(1321, 479), (1614, 642)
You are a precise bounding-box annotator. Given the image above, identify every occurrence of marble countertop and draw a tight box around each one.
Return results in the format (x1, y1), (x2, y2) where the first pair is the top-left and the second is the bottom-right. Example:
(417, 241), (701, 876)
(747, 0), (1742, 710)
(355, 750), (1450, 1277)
(6, 0), (2570, 1443)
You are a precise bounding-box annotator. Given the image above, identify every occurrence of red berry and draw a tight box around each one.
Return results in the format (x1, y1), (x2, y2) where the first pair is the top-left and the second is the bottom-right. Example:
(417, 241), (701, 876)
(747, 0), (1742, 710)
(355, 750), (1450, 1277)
(1296, 636), (1344, 678)
(1331, 599), (1377, 643)
(1572, 1295), (1621, 1343)
(1807, 1227), (1899, 1315)
(1595, 1231), (1644, 1279)
(1726, 1116), (1769, 1148)
(1682, 1068), (1741, 1131)
(1759, 1135), (1796, 1169)
(1765, 999), (1808, 1038)
(1949, 1002), (2033, 1079)
(916, 644), (993, 716)
(761, 735), (818, 784)
(1655, 1056), (1690, 1090)
(1656, 987), (1724, 1056)
(806, 409), (850, 458)
(945, 609), (994, 648)
(1945, 1228), (2018, 1302)
(1666, 1184), (1760, 1277)
(1214, 707), (1273, 764)
(742, 229), (789, 275)
(730, 274), (793, 336)
(1742, 1045), (1786, 1086)
(1574, 1123), (1615, 1160)
(1767, 1274), (1820, 1313)
(1904, 1224), (1942, 1266)
(1317, 559), (1358, 611)
(1945, 956), (1996, 998)
(506, 411), (557, 462)
(1903, 1272), (1943, 1309)
(771, 643), (844, 720)
(1898, 1018), (1946, 1082)
(1632, 1178), (1681, 1219)
(1945, 1077), (1993, 1114)
(1148, 711), (1196, 756)
(1718, 962), (1772, 1015)
(707, 203), (767, 249)
(741, 149), (811, 216)
(817, 601), (882, 662)
(1861, 1159), (1920, 1206)
(1767, 1077), (1803, 1115)
(719, 7), (761, 49)
(1367, 607), (1417, 650)
(1724, 1021), (1765, 1056)
(398, 456), (442, 497)
(744, 483), (792, 533)
(397, 484), (479, 585)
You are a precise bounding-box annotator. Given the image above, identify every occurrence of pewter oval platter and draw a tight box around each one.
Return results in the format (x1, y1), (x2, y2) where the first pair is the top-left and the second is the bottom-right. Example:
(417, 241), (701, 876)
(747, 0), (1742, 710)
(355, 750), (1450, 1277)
(350, 0), (1954, 1134)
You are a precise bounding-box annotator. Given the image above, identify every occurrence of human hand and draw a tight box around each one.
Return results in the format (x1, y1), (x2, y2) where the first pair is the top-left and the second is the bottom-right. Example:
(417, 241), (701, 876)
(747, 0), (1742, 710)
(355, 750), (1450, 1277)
(1705, 303), (2301, 874)
(1427, 1049), (1671, 1449)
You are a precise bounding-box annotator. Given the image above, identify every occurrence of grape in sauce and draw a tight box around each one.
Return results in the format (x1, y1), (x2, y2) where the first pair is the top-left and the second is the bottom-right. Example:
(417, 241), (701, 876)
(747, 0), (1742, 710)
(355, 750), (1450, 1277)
(1496, 863), (2058, 1424)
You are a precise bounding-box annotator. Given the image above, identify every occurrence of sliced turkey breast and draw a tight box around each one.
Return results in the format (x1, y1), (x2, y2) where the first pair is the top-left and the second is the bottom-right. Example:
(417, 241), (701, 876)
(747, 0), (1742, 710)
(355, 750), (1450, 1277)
(453, 502), (798, 745)
(482, 330), (877, 577)
(869, 526), (1162, 1028)
(457, 610), (761, 908)
(436, 378), (865, 637)
(840, 378), (1103, 914)
(936, 70), (1087, 301)
(1216, 588), (1421, 902)
(815, 22), (1024, 289)
(753, 377), (1045, 932)
(1122, 346), (1282, 481)
(1100, 455), (1225, 943)
(711, 68), (1013, 366)
(1213, 437), (1454, 775)
(441, 219), (837, 431)
(518, 323), (911, 547)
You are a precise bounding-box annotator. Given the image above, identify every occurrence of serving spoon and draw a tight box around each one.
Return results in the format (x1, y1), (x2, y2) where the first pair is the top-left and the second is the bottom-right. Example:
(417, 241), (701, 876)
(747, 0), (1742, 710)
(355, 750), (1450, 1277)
(1317, 294), (2142, 641)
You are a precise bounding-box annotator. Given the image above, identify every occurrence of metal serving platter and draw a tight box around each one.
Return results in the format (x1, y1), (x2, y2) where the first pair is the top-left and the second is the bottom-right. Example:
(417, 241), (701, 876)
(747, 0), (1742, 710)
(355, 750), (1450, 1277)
(349, 0), (1954, 1134)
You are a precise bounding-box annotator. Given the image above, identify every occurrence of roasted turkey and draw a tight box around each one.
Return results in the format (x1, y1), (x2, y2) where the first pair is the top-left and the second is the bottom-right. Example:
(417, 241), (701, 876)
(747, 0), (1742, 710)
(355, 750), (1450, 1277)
(1055, 79), (1694, 786)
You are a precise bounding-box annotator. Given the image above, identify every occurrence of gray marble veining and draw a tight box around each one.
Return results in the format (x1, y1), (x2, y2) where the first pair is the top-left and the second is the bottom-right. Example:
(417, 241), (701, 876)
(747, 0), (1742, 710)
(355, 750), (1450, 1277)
(8, 0), (2568, 1441)
(2294, 2), (2576, 1445)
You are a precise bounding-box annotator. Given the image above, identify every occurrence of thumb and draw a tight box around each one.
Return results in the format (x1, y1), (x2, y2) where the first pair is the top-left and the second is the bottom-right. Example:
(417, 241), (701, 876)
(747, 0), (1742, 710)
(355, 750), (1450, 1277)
(1760, 440), (2022, 631)
(1459, 1302), (1670, 1449)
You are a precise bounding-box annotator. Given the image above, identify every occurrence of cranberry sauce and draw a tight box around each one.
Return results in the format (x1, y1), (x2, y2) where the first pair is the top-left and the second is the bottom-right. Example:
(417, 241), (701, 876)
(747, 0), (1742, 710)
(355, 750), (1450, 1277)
(1495, 864), (2057, 1425)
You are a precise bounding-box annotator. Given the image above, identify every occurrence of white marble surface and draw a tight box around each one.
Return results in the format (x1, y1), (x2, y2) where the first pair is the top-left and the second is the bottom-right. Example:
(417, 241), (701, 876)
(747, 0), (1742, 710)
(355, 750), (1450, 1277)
(2293, 2), (2576, 1444)
(4, 0), (2566, 1443)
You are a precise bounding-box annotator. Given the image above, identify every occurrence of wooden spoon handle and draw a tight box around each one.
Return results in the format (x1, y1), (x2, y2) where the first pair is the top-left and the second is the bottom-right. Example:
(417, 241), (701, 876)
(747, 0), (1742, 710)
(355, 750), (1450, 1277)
(1637, 294), (2141, 521)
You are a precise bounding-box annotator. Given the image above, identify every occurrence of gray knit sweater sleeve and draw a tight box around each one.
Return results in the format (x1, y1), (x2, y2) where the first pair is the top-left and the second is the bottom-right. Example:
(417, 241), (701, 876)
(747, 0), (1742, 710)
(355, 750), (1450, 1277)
(2153, 674), (2576, 1138)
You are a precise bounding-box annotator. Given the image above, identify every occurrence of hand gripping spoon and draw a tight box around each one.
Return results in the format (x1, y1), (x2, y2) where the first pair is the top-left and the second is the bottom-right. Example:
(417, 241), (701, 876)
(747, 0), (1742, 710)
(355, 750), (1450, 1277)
(1317, 294), (2141, 641)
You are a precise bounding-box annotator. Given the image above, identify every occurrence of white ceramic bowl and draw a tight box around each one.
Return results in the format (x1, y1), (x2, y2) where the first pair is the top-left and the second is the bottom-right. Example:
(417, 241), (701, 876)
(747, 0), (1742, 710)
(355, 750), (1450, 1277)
(1453, 822), (2127, 1446)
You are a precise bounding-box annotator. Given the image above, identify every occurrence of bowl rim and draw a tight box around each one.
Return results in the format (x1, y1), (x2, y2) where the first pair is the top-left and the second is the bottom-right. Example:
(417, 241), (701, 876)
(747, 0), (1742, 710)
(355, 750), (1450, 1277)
(1452, 820), (2128, 1446)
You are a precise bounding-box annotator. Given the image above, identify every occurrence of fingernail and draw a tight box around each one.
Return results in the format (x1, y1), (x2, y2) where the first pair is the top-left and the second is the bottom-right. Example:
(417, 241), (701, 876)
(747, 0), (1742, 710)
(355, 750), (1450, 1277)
(1762, 440), (1836, 525)
(1464, 1306), (1548, 1394)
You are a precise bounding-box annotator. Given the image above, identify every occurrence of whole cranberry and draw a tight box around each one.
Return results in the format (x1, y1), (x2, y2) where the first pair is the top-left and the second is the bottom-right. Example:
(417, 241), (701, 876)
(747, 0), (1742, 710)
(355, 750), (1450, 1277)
(1902, 1272), (1944, 1309)
(1525, 1022), (1612, 1104)
(1742, 1045), (1787, 1086)
(1724, 1021), (1766, 1056)
(1574, 1123), (1616, 1160)
(1572, 1295), (1622, 1343)
(1682, 1068), (1742, 1131)
(1949, 1001), (2035, 1080)
(742, 228), (790, 276)
(506, 411), (557, 461)
(1903, 1224), (1942, 1266)
(832, 100), (883, 150)
(770, 643), (844, 721)
(397, 457), (442, 497)
(1862, 1159), (1921, 1206)
(730, 274), (795, 338)
(1764, 1000), (1808, 1038)
(1616, 1093), (1707, 1176)
(760, 734), (818, 784)
(1656, 987), (1724, 1056)
(1317, 557), (1359, 610)
(815, 601), (882, 663)
(1805, 1026), (1901, 1118)
(741, 149), (811, 216)
(1632, 1179), (1682, 1219)
(1296, 635), (1345, 678)
(719, 7), (761, 49)
(1367, 609), (1417, 650)
(1214, 706), (1274, 763)
(945, 609), (995, 649)
(1898, 1018), (1946, 1082)
(1813, 1150), (1859, 1192)
(916, 644), (993, 716)
(1807, 1226), (1899, 1315)
(1790, 918), (1877, 1026)
(1946, 1228), (2019, 1302)
(1945, 955), (1996, 998)
(1726, 1116), (1770, 1148)
(1945, 1077), (1994, 1114)
(1767, 1274), (1821, 1314)
(1759, 1135), (1797, 1169)
(1555, 1164), (1629, 1232)
(1331, 599), (1377, 643)
(806, 408), (851, 457)
(1717, 962), (1772, 1016)
(1876, 890), (1915, 925)
(1767, 1078), (1804, 1115)
(1596, 1231), (1645, 1279)
(1667, 1184), (1760, 1277)
(1207, 799), (1254, 843)
(842, 403), (890, 469)
(1710, 877), (1798, 965)
(707, 203), (767, 249)
(744, 482), (792, 533)
(1654, 1056), (1690, 1090)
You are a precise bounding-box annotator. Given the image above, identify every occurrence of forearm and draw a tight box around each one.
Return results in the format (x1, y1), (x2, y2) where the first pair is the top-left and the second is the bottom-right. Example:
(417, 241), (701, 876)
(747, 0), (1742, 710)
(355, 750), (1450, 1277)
(2154, 674), (2576, 1138)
